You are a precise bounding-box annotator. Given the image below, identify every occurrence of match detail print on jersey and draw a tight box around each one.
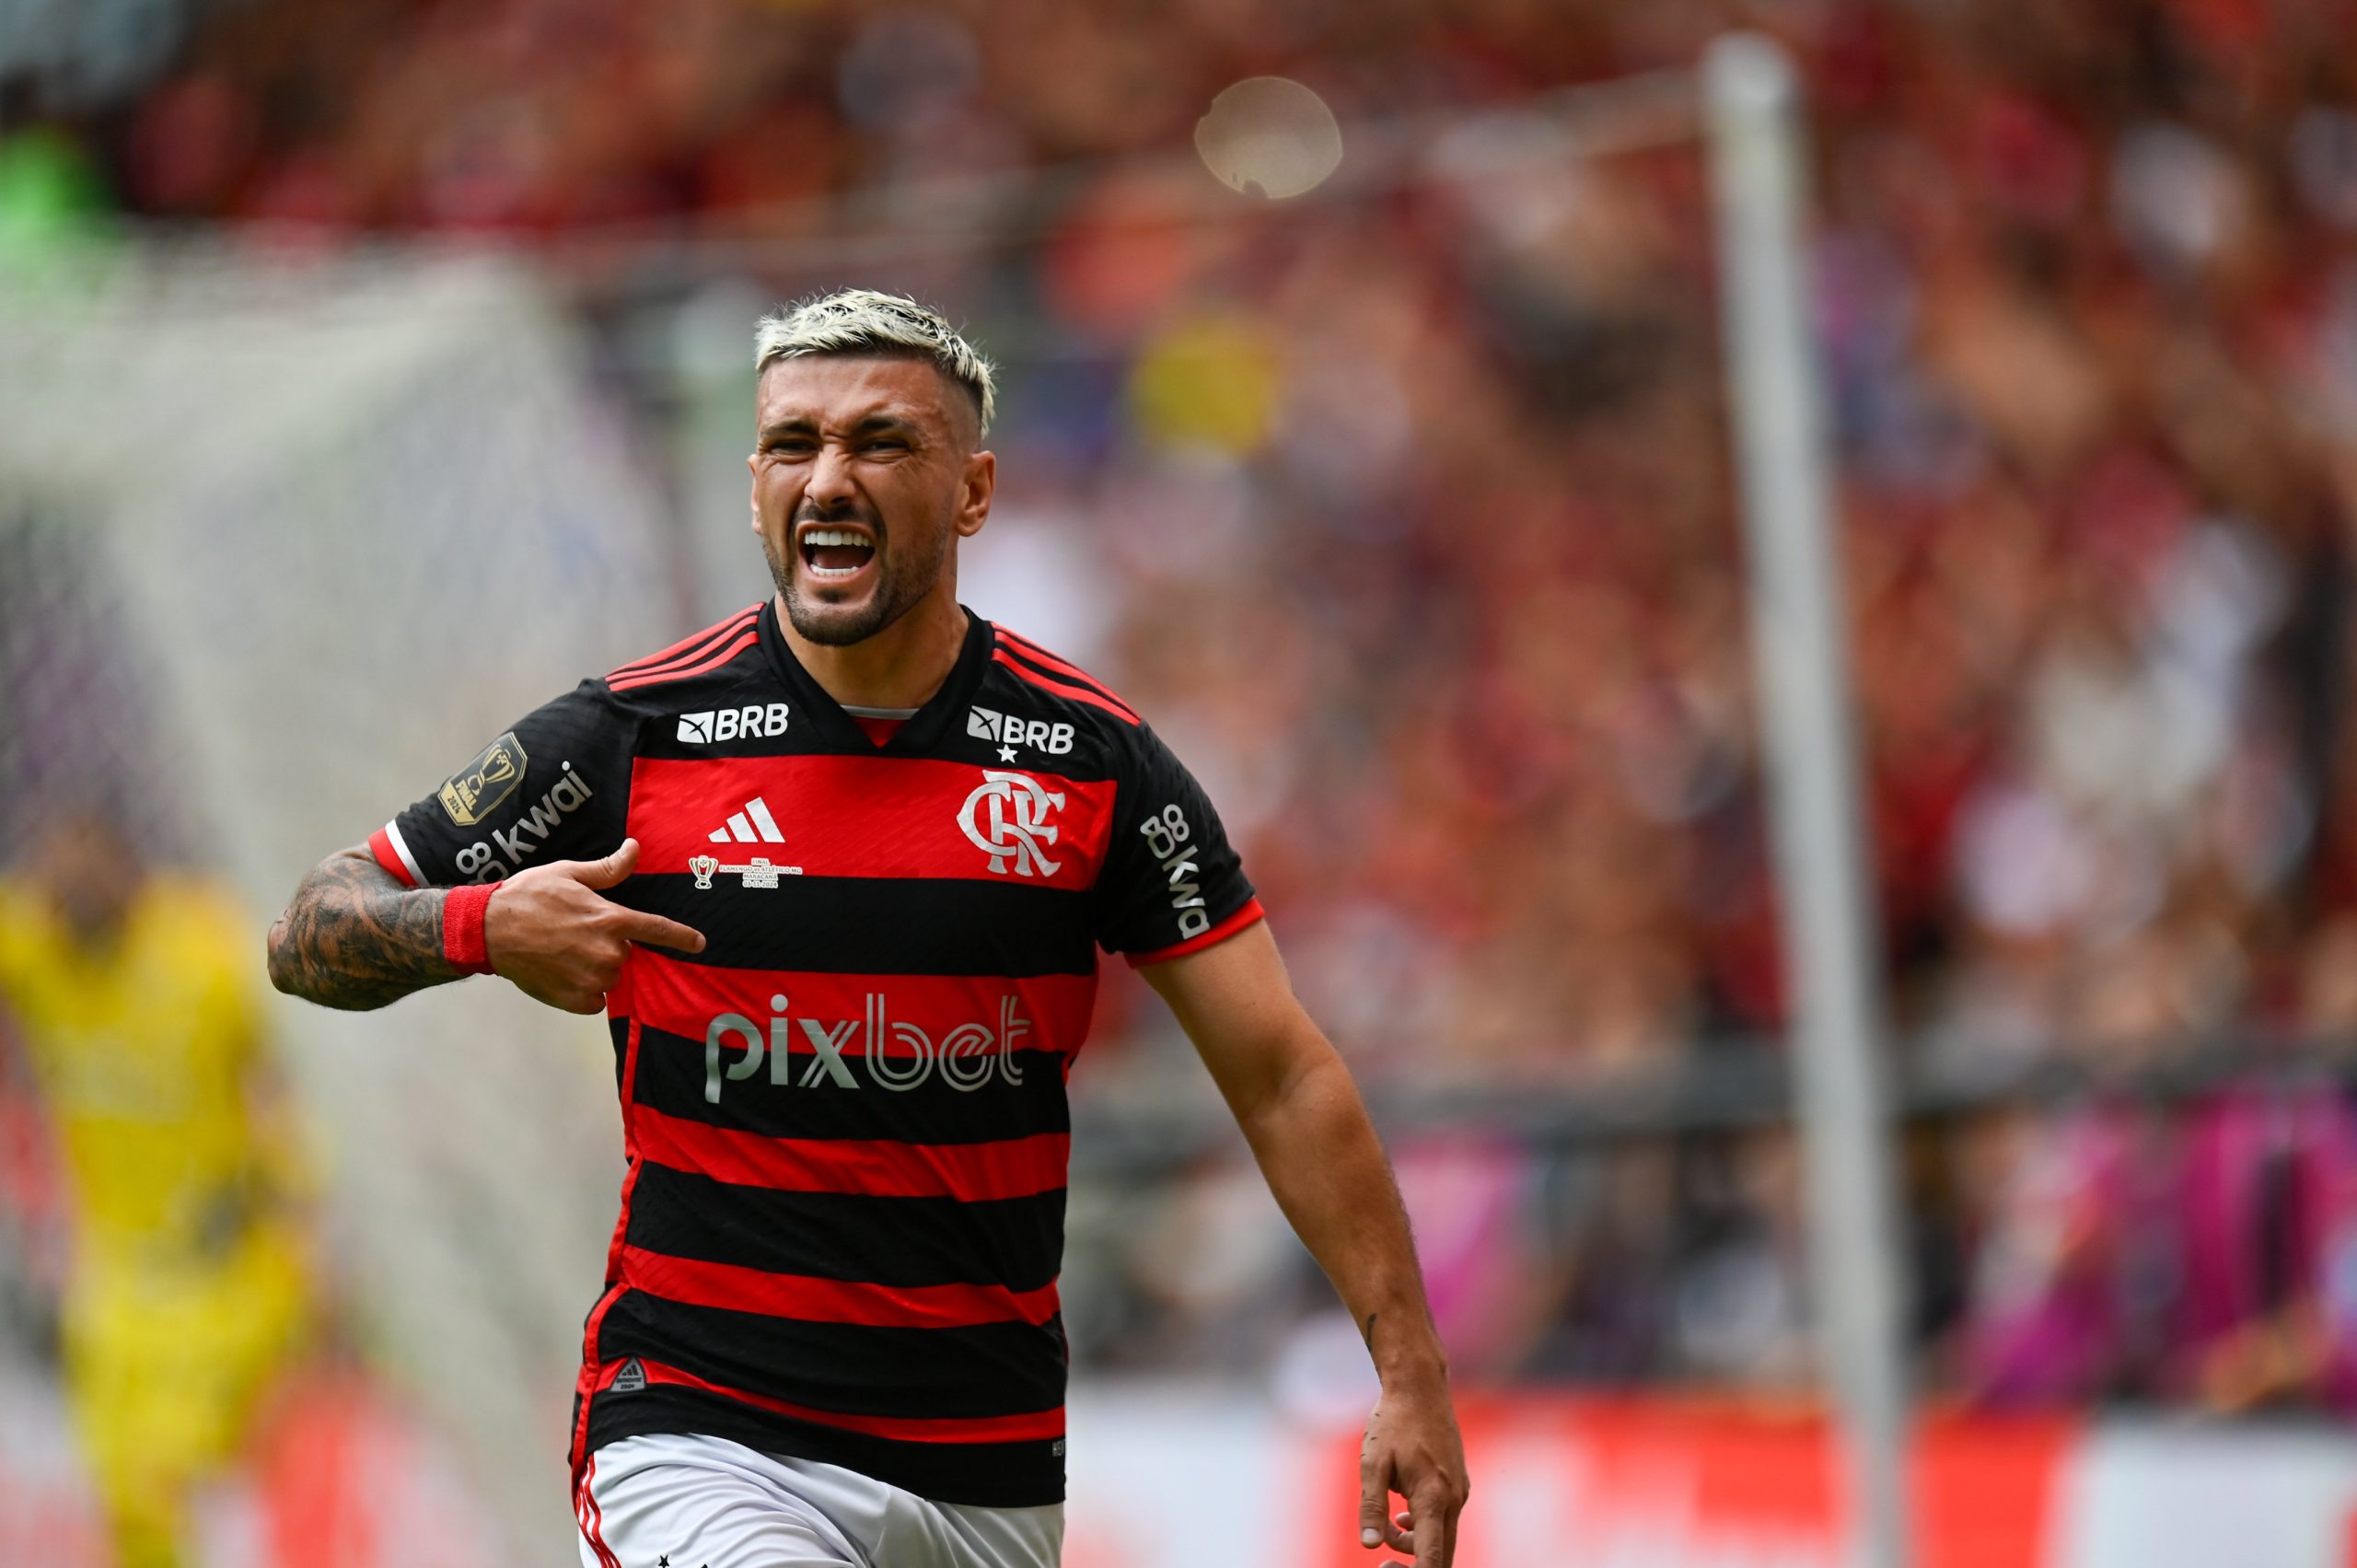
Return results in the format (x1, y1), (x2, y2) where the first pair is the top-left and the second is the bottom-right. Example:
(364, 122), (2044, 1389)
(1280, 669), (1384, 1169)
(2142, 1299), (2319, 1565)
(368, 604), (1260, 1508)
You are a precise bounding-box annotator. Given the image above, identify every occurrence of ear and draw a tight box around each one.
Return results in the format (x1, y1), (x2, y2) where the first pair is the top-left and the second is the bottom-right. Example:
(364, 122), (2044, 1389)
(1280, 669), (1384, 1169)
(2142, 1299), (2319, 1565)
(954, 449), (995, 540)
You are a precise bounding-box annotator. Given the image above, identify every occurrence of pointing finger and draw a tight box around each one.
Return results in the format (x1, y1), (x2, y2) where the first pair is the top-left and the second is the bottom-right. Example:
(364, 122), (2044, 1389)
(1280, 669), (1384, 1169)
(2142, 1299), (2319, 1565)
(613, 908), (706, 954)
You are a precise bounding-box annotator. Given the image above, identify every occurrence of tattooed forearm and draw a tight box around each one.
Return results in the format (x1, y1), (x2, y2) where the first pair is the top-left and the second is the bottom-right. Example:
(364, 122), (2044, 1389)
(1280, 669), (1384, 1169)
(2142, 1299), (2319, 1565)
(266, 846), (460, 1010)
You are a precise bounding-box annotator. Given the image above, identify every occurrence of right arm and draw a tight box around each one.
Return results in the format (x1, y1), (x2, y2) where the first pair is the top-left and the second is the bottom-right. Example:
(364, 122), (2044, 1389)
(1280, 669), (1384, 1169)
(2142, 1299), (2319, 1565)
(266, 846), (459, 1011)
(267, 837), (702, 1015)
(269, 682), (699, 1014)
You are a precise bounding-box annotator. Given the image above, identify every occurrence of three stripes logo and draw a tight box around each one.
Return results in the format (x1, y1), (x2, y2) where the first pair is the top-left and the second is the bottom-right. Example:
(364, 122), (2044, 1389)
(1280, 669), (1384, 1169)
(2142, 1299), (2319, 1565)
(689, 796), (802, 889)
(711, 796), (785, 845)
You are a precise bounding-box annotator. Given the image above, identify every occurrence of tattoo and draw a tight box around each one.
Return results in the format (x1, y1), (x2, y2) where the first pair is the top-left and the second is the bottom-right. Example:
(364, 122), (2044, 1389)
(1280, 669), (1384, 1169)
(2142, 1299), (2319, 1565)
(266, 846), (459, 1010)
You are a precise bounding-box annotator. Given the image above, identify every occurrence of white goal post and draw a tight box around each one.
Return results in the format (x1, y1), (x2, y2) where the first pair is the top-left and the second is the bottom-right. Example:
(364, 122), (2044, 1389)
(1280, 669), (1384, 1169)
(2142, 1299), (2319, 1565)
(1705, 33), (1912, 1568)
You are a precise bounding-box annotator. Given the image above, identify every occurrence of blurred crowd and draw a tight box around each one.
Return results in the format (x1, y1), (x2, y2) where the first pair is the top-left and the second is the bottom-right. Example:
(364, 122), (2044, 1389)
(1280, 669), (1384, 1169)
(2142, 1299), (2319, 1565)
(10, 0), (2357, 1418)
(1075, 1093), (2357, 1416)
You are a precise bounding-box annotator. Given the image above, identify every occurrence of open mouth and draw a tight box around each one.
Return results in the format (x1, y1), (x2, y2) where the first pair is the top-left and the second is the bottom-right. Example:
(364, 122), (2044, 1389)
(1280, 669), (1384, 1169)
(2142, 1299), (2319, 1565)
(797, 524), (877, 582)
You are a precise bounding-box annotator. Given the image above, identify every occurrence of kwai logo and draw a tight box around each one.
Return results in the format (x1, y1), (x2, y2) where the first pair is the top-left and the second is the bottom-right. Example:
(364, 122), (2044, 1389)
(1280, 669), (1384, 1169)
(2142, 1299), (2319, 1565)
(705, 993), (1031, 1102)
(1139, 803), (1210, 940)
(452, 761), (594, 882)
(959, 770), (1064, 877)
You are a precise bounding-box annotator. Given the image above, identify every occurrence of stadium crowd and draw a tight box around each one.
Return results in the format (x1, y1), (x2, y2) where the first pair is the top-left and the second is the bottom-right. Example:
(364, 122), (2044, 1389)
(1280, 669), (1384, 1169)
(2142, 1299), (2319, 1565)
(9, 0), (2357, 1416)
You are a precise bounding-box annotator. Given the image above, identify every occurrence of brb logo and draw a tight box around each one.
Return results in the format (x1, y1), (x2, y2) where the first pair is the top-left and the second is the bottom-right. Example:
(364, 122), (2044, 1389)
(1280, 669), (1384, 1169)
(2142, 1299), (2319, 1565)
(677, 704), (790, 744)
(958, 770), (1064, 877)
(705, 993), (1031, 1103)
(969, 705), (1074, 756)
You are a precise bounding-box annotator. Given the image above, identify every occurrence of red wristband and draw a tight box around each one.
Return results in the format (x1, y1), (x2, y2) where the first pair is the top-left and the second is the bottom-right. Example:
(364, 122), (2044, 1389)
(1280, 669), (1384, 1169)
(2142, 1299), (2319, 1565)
(442, 881), (502, 975)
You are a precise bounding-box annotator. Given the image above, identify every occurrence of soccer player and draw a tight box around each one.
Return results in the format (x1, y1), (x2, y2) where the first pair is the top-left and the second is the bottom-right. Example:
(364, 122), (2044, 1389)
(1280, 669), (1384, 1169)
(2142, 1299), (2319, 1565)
(266, 290), (1467, 1568)
(0, 808), (313, 1568)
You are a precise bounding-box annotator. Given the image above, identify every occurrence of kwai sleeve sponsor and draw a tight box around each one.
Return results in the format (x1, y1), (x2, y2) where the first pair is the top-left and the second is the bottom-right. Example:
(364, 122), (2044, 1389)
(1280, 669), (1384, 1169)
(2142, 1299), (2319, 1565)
(371, 680), (633, 888)
(1092, 726), (1261, 964)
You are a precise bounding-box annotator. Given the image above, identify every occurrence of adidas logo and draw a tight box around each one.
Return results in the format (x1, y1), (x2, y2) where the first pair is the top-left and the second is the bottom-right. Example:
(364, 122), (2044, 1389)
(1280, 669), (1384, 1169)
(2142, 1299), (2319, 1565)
(710, 796), (785, 844)
(611, 1357), (646, 1394)
(693, 796), (802, 889)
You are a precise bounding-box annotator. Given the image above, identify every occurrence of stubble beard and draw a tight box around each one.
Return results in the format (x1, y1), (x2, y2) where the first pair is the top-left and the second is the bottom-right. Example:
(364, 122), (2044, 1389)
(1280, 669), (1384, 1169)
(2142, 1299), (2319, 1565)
(763, 513), (953, 648)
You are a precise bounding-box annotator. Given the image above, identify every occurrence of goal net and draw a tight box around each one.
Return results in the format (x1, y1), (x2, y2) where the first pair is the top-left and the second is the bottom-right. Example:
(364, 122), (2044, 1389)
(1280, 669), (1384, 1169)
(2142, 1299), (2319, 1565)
(0, 244), (677, 1557)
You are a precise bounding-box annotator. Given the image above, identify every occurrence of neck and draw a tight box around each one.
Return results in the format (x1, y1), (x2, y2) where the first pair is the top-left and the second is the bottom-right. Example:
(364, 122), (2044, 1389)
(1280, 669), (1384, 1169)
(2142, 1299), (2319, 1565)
(776, 584), (970, 711)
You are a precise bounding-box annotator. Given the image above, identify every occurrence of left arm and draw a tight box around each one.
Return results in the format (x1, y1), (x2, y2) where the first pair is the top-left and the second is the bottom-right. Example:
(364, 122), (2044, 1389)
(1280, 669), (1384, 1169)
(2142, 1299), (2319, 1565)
(1140, 921), (1468, 1568)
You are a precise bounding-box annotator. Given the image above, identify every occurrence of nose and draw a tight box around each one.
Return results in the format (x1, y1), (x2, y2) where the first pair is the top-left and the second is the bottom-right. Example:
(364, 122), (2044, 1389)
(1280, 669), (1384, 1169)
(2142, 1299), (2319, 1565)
(804, 442), (858, 515)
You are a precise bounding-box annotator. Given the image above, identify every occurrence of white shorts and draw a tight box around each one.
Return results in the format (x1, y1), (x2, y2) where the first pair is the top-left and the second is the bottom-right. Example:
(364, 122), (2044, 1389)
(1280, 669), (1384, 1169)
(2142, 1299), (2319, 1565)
(575, 1433), (1063, 1568)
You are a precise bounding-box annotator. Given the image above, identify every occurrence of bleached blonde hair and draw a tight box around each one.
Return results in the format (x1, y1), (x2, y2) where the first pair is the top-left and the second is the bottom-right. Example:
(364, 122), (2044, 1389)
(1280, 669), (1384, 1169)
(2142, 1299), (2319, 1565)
(753, 288), (997, 439)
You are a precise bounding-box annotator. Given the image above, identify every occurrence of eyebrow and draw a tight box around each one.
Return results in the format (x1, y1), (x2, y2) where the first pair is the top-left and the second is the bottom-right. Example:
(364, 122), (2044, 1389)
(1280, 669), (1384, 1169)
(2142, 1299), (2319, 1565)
(758, 412), (928, 443)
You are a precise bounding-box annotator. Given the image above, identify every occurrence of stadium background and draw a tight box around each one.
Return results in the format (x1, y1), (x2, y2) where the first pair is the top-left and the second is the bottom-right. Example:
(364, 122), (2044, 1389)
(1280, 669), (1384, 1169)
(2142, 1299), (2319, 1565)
(7, 0), (2357, 1563)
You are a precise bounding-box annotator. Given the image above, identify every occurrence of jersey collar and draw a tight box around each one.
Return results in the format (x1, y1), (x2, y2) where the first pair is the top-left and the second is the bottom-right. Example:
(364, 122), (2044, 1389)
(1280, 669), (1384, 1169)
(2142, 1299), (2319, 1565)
(757, 599), (994, 756)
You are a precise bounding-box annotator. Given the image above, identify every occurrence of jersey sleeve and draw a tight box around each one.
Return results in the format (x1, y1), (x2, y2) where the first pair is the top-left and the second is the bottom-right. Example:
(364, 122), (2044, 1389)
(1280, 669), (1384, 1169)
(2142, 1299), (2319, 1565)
(370, 680), (633, 889)
(1093, 725), (1263, 965)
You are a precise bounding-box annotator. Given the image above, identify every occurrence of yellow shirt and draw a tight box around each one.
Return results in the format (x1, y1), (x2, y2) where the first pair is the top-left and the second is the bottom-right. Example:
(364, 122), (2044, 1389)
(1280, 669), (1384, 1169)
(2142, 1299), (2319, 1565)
(0, 876), (280, 1260)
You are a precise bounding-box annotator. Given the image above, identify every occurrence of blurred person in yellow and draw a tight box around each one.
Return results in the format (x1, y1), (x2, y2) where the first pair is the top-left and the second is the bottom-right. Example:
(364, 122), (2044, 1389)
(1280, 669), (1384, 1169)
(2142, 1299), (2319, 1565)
(0, 806), (313, 1568)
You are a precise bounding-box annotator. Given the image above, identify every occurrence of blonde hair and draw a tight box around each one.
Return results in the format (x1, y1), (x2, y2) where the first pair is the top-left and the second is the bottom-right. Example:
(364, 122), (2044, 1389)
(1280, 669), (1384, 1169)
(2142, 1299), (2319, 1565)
(753, 288), (997, 438)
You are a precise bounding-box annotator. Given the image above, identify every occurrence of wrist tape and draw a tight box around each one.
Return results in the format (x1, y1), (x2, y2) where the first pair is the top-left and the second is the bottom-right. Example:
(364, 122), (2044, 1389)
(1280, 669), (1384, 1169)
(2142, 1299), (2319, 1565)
(443, 881), (502, 975)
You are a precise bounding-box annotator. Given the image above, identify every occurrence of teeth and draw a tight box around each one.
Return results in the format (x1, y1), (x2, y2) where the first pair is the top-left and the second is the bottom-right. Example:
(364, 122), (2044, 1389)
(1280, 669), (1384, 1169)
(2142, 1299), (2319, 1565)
(803, 528), (873, 548)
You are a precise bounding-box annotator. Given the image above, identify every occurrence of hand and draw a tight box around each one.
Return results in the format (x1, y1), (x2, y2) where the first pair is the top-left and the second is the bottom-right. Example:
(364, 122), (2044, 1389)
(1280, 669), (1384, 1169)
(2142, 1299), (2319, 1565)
(1359, 1376), (1469, 1567)
(482, 837), (704, 1014)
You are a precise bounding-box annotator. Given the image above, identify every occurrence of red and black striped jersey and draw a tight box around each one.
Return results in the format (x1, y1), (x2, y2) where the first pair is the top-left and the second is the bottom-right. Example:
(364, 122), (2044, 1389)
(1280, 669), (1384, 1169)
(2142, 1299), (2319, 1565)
(368, 603), (1260, 1507)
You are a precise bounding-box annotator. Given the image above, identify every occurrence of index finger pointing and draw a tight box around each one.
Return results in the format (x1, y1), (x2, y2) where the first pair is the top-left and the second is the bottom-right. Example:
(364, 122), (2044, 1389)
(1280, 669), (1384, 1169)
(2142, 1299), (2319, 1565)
(614, 909), (706, 954)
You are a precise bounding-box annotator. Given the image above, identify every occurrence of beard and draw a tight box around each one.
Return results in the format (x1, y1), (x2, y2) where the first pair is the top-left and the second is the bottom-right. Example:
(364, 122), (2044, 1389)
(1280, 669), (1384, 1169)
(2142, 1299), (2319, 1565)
(762, 506), (953, 647)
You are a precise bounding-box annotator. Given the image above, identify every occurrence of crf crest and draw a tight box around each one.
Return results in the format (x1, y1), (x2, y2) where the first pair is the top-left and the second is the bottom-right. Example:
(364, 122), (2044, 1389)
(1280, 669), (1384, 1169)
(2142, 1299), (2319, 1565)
(958, 770), (1064, 877)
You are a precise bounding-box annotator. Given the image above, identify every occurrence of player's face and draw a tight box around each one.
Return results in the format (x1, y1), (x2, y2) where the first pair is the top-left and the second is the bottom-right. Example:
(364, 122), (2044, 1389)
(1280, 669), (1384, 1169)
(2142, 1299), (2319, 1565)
(749, 354), (993, 647)
(33, 814), (140, 949)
